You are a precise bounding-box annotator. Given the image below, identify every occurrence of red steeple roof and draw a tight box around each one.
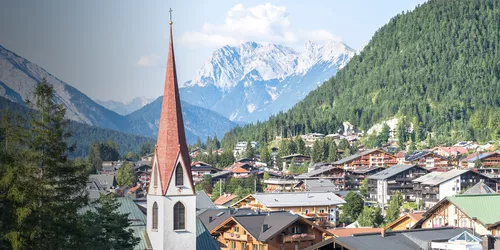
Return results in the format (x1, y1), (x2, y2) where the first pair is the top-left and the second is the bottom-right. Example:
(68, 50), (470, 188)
(155, 21), (194, 195)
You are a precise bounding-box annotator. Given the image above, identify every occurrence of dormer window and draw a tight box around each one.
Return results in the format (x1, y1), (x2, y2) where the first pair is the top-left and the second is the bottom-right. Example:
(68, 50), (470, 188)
(175, 163), (183, 186)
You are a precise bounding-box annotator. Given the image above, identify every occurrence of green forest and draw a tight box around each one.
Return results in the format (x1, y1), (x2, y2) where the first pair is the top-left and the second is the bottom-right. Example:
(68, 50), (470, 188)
(222, 0), (500, 148)
(0, 97), (154, 158)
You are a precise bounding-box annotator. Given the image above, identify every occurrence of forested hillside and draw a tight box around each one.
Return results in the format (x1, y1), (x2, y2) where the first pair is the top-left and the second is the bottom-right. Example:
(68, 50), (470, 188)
(222, 0), (500, 147)
(0, 97), (154, 158)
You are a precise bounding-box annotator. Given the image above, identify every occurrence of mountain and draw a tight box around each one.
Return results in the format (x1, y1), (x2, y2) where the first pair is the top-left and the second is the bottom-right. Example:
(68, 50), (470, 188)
(96, 96), (155, 115)
(180, 40), (355, 122)
(222, 0), (500, 146)
(0, 44), (128, 131)
(0, 44), (237, 145)
(0, 96), (153, 158)
(125, 97), (236, 143)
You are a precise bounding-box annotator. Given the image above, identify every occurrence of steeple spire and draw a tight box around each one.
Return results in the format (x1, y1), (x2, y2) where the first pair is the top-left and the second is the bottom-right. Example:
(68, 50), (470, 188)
(154, 13), (194, 195)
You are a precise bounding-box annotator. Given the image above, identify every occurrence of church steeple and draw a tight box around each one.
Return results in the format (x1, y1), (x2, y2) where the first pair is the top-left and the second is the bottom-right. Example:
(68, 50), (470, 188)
(152, 10), (194, 195)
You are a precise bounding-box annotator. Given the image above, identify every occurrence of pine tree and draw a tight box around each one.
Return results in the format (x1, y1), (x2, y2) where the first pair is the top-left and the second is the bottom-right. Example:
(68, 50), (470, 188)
(117, 162), (136, 187)
(328, 140), (339, 162)
(244, 141), (255, 159)
(312, 140), (325, 163)
(295, 136), (306, 155)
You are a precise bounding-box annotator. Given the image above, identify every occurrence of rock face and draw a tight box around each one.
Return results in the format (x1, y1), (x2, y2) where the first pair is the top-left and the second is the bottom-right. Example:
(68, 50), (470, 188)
(180, 40), (355, 122)
(0, 44), (236, 143)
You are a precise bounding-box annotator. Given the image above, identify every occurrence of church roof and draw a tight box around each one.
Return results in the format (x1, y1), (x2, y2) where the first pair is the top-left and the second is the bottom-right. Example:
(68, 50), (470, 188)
(155, 21), (194, 195)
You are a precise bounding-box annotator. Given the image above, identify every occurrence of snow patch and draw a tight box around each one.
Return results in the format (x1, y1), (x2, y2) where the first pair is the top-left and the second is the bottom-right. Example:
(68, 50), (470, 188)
(247, 104), (256, 113)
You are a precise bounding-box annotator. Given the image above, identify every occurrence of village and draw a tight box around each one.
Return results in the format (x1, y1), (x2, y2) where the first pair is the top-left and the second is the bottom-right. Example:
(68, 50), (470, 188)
(88, 126), (500, 250)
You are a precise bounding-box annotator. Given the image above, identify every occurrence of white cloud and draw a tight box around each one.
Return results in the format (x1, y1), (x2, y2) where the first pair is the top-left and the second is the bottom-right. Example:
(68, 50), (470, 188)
(136, 54), (164, 67)
(180, 3), (340, 48)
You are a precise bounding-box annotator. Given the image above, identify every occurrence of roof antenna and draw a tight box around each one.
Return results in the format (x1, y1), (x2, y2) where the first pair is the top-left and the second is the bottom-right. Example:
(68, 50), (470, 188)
(169, 8), (173, 25)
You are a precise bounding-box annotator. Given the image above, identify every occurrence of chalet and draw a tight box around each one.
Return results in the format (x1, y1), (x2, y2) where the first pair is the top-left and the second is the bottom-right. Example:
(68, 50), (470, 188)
(295, 165), (346, 190)
(384, 212), (424, 231)
(344, 166), (385, 190)
(210, 211), (331, 250)
(214, 193), (238, 208)
(231, 192), (345, 227)
(305, 227), (483, 250)
(191, 162), (219, 180)
(332, 148), (397, 169)
(413, 194), (500, 237)
(264, 178), (300, 192)
(412, 169), (498, 208)
(281, 154), (311, 171)
(368, 164), (428, 204)
(404, 150), (450, 169)
(301, 133), (325, 142)
(432, 146), (468, 158)
(198, 208), (255, 233)
(465, 152), (500, 168)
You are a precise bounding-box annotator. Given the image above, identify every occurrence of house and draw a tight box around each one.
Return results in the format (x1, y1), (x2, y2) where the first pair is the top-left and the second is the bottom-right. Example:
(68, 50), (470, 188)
(191, 162), (219, 181)
(211, 170), (233, 183)
(198, 208), (255, 233)
(412, 169), (498, 208)
(301, 133), (325, 142)
(413, 194), (500, 236)
(384, 212), (424, 231)
(404, 150), (451, 169)
(462, 180), (497, 194)
(301, 179), (338, 192)
(281, 154), (311, 171)
(367, 164), (428, 204)
(464, 152), (500, 168)
(344, 166), (385, 190)
(214, 193), (238, 208)
(332, 149), (397, 169)
(86, 174), (118, 200)
(432, 146), (468, 158)
(295, 165), (346, 190)
(264, 178), (300, 192)
(196, 190), (217, 210)
(233, 141), (258, 157)
(141, 152), (154, 162)
(210, 211), (331, 250)
(304, 227), (482, 250)
(231, 192), (345, 227)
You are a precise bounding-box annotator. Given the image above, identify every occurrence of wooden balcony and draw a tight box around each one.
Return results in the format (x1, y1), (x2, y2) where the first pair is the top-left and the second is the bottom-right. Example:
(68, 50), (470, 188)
(223, 232), (252, 242)
(282, 233), (315, 243)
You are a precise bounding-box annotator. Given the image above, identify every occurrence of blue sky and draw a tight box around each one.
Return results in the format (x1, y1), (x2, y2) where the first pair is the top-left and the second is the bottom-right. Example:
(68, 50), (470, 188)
(0, 0), (426, 103)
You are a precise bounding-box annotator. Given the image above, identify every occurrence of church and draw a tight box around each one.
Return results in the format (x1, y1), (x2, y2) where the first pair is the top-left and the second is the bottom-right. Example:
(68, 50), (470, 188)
(146, 12), (220, 250)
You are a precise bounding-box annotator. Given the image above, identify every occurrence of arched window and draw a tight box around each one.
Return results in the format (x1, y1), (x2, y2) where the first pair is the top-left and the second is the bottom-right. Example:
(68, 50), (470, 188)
(174, 202), (185, 230)
(175, 163), (184, 186)
(152, 202), (158, 230)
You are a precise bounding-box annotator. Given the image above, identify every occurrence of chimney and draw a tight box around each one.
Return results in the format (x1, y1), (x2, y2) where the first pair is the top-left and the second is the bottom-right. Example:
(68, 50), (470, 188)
(262, 224), (269, 232)
(381, 228), (385, 237)
(209, 216), (213, 223)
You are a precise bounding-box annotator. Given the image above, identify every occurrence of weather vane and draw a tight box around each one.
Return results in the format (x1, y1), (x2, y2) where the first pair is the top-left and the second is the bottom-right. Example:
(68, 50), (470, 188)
(169, 8), (173, 25)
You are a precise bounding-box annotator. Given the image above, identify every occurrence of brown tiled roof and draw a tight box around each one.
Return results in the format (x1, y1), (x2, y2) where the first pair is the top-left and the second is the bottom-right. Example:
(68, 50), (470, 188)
(327, 228), (381, 237)
(154, 23), (194, 195)
(232, 167), (250, 173)
(213, 194), (238, 205)
(408, 212), (424, 222)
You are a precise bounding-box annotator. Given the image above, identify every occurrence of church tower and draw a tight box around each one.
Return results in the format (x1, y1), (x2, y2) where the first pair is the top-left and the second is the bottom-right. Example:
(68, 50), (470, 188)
(147, 11), (197, 250)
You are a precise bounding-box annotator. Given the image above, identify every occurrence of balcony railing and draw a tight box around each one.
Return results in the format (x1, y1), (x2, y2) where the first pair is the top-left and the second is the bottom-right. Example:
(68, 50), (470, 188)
(282, 233), (315, 243)
(223, 232), (251, 242)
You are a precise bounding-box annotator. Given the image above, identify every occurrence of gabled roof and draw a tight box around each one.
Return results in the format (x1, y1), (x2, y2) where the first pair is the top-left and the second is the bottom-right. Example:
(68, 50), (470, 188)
(305, 228), (474, 250)
(195, 218), (220, 250)
(332, 148), (391, 165)
(467, 152), (500, 163)
(154, 21), (194, 195)
(369, 164), (424, 180)
(280, 154), (311, 160)
(412, 171), (442, 183)
(463, 181), (496, 194)
(232, 166), (250, 173)
(327, 228), (381, 237)
(196, 191), (216, 210)
(417, 169), (469, 186)
(405, 150), (446, 162)
(304, 179), (338, 192)
(211, 170), (231, 178)
(447, 194), (500, 226)
(239, 192), (345, 208)
(214, 193), (238, 206)
(295, 165), (340, 179)
(384, 212), (424, 230)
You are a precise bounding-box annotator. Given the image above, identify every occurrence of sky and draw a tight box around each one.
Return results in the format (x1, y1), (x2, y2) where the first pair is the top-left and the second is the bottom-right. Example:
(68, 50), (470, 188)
(0, 0), (426, 103)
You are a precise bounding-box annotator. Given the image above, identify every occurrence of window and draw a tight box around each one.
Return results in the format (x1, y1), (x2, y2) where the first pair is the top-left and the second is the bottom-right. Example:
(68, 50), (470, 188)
(152, 202), (158, 230)
(174, 202), (185, 230)
(241, 242), (246, 249)
(175, 163), (184, 186)
(304, 209), (309, 214)
(230, 241), (236, 249)
(319, 209), (325, 213)
(253, 244), (259, 250)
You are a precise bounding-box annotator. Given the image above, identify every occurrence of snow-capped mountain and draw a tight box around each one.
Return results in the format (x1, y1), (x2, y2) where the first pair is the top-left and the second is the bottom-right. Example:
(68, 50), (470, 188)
(96, 96), (155, 115)
(180, 40), (355, 122)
